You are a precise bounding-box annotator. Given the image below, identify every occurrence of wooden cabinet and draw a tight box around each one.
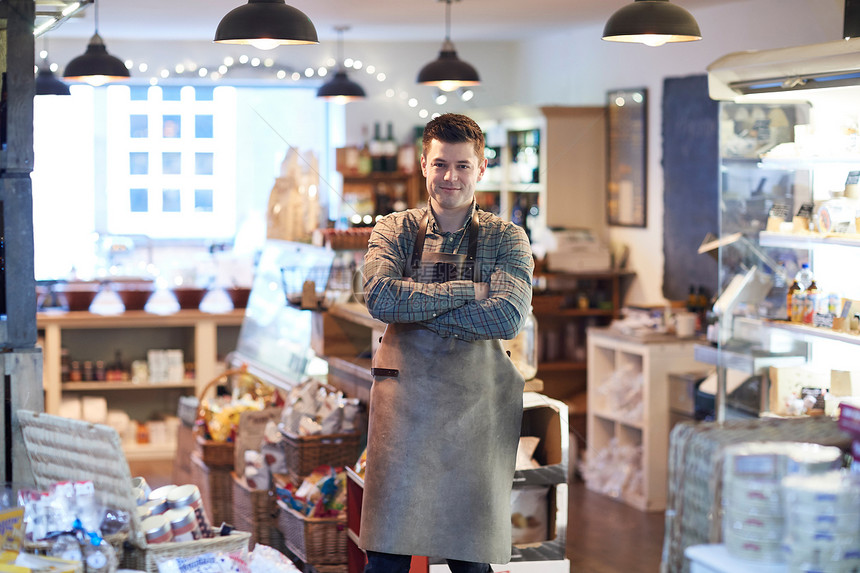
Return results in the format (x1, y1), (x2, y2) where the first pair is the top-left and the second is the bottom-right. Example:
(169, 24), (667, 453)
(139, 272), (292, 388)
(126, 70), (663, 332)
(37, 309), (244, 461)
(471, 106), (606, 234)
(586, 327), (700, 511)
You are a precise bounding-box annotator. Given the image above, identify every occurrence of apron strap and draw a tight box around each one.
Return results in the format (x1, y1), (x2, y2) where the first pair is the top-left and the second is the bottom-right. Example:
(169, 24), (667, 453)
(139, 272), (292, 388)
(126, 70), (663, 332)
(410, 208), (481, 283)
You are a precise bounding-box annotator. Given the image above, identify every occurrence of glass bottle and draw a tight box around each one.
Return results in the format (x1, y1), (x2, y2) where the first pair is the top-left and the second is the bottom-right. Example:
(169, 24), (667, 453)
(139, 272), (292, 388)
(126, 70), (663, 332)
(503, 307), (538, 381)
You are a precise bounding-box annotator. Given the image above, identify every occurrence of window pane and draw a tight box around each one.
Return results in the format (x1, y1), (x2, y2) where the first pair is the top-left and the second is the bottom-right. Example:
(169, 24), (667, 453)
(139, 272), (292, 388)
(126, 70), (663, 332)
(130, 115), (148, 138)
(130, 152), (148, 175)
(162, 86), (182, 101)
(195, 115), (213, 138)
(194, 86), (215, 101)
(163, 115), (181, 138)
(195, 152), (214, 175)
(130, 86), (149, 101)
(162, 189), (181, 212)
(162, 152), (181, 175)
(195, 189), (214, 212)
(130, 188), (148, 212)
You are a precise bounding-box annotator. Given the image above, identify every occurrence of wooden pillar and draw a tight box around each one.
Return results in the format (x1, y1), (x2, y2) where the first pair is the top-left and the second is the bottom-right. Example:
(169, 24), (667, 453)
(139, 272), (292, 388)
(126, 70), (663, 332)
(0, 0), (42, 486)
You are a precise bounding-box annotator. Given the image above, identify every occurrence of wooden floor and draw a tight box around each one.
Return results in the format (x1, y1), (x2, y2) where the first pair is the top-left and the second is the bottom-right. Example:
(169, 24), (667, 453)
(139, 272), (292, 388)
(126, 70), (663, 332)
(131, 461), (665, 573)
(565, 477), (665, 573)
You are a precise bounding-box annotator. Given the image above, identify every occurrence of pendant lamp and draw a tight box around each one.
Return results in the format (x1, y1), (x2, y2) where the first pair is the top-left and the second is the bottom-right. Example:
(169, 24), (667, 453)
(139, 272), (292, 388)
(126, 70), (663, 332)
(36, 66), (71, 96)
(317, 26), (366, 103)
(215, 0), (319, 50)
(63, 0), (130, 86)
(602, 0), (702, 47)
(36, 42), (70, 96)
(417, 0), (480, 92)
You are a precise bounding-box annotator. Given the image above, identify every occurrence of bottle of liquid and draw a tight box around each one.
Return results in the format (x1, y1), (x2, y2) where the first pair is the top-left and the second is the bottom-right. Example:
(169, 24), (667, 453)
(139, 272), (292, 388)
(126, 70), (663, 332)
(786, 278), (802, 322)
(383, 122), (398, 172)
(795, 263), (814, 290)
(686, 285), (698, 313)
(803, 278), (820, 324)
(358, 125), (372, 176)
(369, 123), (384, 173)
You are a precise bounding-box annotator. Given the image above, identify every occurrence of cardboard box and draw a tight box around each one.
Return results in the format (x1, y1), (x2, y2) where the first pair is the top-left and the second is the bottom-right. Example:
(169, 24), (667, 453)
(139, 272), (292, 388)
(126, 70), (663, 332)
(669, 371), (709, 416)
(514, 393), (569, 486)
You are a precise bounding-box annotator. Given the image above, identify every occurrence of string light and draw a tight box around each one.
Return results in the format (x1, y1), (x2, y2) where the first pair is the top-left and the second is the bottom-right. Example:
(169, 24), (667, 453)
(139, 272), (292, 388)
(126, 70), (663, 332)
(44, 49), (478, 119)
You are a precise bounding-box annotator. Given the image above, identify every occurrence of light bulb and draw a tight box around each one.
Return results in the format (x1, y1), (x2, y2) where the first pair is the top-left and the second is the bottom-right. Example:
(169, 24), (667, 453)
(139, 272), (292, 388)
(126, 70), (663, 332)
(248, 39), (281, 51)
(437, 80), (459, 92)
(640, 35), (668, 47)
(85, 75), (109, 87)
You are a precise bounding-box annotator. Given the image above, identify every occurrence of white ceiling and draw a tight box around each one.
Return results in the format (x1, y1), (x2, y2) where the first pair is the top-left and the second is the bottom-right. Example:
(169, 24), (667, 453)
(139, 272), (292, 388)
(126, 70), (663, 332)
(48, 0), (742, 43)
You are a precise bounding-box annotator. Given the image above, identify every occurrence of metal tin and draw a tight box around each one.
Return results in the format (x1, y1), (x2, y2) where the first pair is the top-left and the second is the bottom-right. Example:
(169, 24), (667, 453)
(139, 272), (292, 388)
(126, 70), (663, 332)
(132, 486), (147, 506)
(141, 515), (173, 544)
(163, 506), (201, 542)
(144, 498), (168, 516)
(148, 484), (176, 502)
(167, 484), (212, 537)
(135, 504), (151, 521)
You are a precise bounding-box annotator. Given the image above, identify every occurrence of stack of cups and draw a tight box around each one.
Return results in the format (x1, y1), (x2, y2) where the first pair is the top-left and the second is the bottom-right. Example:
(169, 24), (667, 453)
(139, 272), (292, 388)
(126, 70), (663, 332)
(721, 442), (843, 563)
(782, 471), (860, 572)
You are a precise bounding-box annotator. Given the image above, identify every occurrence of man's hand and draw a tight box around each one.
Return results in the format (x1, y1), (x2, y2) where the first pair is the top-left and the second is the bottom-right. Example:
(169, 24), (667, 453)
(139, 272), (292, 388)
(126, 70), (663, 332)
(474, 282), (489, 301)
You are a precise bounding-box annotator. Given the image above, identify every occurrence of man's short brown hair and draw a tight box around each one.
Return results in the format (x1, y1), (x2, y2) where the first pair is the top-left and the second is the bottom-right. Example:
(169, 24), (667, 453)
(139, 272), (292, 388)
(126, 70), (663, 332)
(422, 113), (485, 160)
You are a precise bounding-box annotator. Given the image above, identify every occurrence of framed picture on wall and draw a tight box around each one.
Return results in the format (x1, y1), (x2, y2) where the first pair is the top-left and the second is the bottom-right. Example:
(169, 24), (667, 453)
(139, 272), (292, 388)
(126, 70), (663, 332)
(606, 88), (647, 227)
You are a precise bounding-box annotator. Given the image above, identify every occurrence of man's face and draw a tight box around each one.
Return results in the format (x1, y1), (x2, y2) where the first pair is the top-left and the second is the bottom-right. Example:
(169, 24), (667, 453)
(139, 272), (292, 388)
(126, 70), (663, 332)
(421, 139), (487, 212)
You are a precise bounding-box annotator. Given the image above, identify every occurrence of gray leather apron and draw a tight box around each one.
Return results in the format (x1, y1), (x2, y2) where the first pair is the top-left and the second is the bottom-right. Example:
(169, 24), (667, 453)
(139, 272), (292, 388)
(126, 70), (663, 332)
(359, 210), (525, 564)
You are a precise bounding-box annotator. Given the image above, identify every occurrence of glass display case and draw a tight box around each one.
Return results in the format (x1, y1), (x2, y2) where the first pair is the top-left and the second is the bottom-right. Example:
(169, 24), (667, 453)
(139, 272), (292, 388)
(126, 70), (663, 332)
(704, 73), (860, 420)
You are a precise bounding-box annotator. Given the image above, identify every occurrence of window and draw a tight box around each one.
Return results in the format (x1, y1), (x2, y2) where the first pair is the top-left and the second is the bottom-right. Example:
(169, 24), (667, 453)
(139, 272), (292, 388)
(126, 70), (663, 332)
(32, 82), (332, 280)
(105, 84), (238, 239)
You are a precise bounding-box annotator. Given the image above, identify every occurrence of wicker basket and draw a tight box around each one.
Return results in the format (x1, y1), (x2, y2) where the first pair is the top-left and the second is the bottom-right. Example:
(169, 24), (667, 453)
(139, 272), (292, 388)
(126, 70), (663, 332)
(16, 410), (251, 573)
(662, 416), (852, 573)
(276, 500), (347, 566)
(191, 452), (234, 528)
(280, 430), (361, 480)
(231, 472), (281, 550)
(173, 423), (196, 485)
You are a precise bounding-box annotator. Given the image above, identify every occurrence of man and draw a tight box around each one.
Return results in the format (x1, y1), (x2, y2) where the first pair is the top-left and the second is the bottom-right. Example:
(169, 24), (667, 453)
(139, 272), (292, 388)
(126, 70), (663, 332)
(359, 113), (534, 573)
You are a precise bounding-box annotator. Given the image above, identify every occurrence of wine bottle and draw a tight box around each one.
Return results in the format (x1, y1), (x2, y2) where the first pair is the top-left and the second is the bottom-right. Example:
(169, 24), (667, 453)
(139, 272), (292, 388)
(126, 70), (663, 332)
(358, 125), (372, 175)
(383, 122), (398, 172)
(369, 123), (384, 173)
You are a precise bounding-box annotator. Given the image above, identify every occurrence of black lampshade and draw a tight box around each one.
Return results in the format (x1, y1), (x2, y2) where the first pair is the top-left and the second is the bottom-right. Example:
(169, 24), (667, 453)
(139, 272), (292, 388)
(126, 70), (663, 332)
(63, 33), (130, 86)
(417, 40), (481, 92)
(36, 67), (71, 96)
(215, 0), (319, 49)
(603, 0), (702, 46)
(318, 70), (366, 103)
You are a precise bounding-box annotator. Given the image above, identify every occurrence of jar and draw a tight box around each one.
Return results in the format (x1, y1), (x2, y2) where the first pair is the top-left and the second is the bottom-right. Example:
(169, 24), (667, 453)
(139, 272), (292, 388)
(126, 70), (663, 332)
(163, 506), (201, 542)
(142, 515), (173, 544)
(167, 484), (212, 538)
(502, 307), (538, 381)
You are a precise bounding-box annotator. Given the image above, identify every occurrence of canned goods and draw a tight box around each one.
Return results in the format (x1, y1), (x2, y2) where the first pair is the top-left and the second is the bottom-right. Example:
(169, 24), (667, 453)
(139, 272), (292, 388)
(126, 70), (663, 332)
(141, 515), (173, 544)
(167, 484), (212, 538)
(132, 486), (147, 506)
(163, 506), (201, 542)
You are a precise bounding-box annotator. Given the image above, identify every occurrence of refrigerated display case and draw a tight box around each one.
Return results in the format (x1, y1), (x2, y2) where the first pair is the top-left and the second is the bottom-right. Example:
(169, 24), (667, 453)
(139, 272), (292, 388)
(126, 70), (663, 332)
(701, 38), (860, 420)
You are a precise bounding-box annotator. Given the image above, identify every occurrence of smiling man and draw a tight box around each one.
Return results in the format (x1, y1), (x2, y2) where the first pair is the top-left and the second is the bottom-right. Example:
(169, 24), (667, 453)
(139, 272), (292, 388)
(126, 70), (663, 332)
(359, 113), (535, 573)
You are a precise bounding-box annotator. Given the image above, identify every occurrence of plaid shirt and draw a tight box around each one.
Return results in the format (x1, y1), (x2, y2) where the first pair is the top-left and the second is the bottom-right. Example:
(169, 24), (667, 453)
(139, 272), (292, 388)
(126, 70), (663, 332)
(363, 203), (534, 341)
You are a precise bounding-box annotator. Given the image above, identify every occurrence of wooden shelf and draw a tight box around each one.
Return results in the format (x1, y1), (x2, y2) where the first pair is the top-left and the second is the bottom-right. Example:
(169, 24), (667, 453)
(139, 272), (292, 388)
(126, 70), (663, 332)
(37, 308), (245, 329)
(62, 380), (196, 391)
(538, 360), (587, 372)
(123, 442), (178, 462)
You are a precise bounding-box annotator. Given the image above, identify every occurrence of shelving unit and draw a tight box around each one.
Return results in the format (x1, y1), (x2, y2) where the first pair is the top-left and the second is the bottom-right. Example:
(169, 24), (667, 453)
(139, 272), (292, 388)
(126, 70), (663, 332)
(586, 328), (700, 511)
(472, 106), (606, 233)
(531, 270), (634, 401)
(37, 309), (245, 460)
(340, 171), (425, 218)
